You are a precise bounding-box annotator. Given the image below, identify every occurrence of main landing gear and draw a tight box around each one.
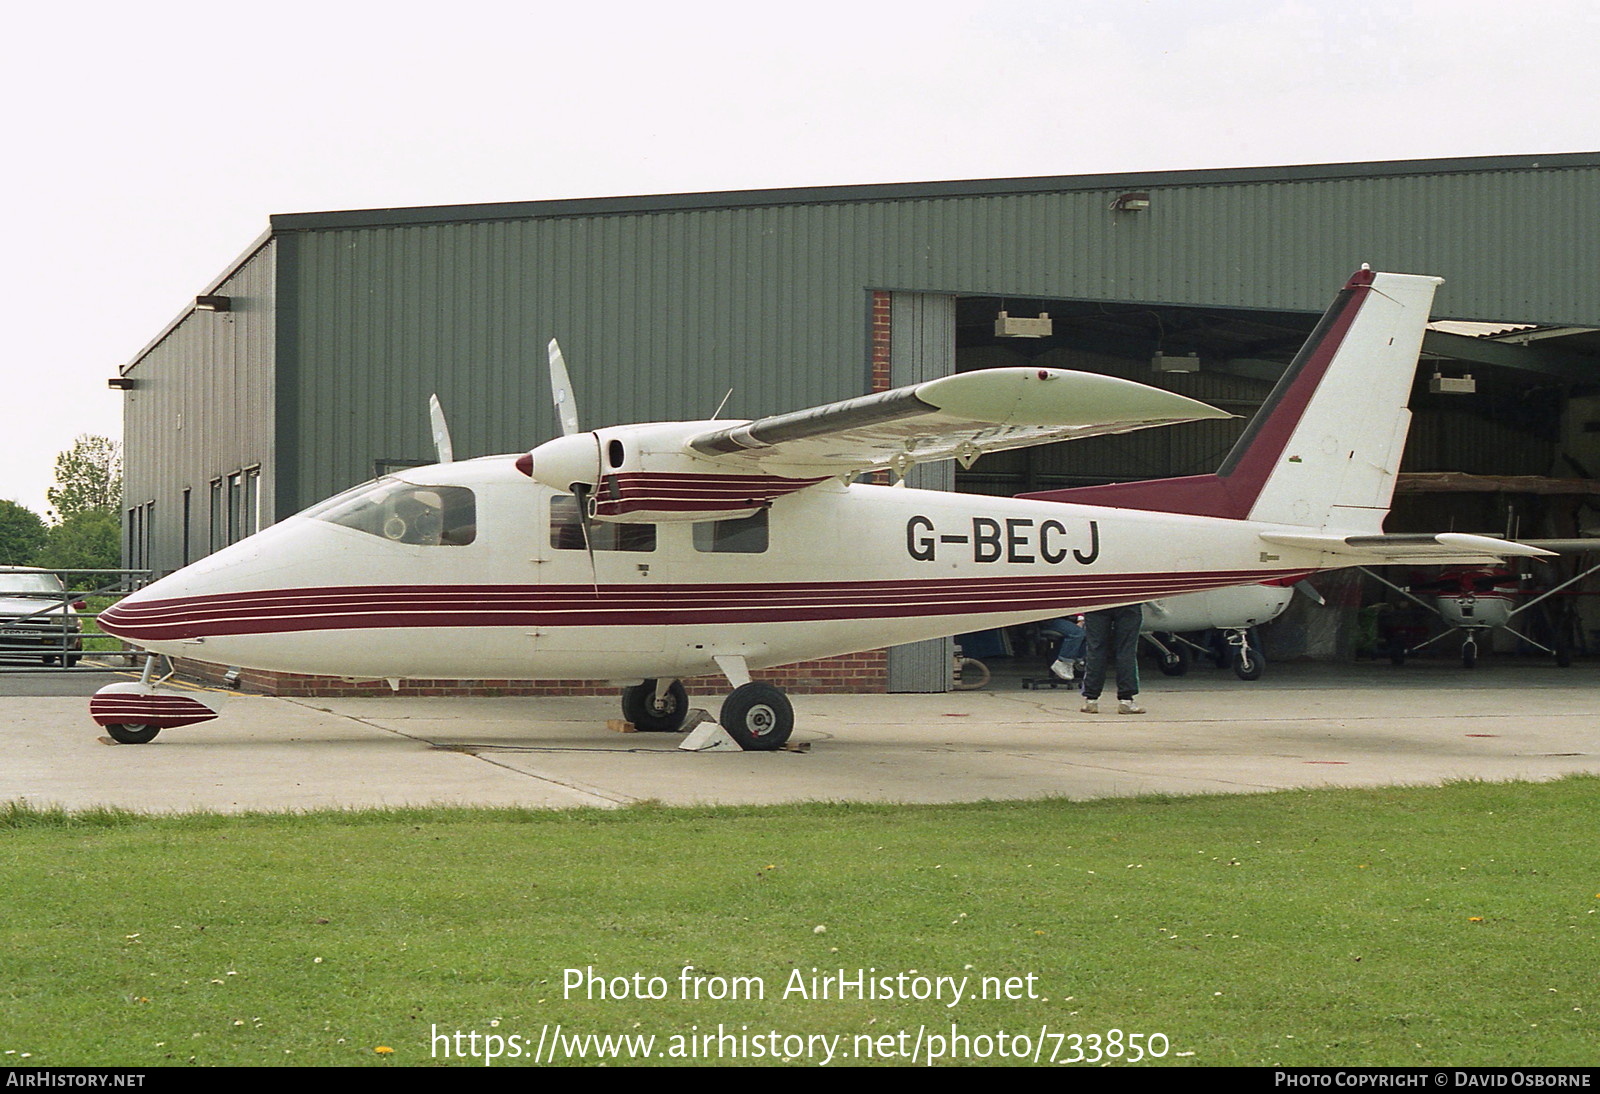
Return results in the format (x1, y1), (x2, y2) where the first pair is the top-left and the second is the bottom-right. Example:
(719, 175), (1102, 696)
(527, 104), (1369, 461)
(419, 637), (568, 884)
(718, 682), (794, 750)
(619, 657), (794, 751)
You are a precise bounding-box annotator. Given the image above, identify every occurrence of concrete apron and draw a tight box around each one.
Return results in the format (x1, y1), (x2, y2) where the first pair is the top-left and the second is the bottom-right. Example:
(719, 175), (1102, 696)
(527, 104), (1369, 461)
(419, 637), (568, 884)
(5, 661), (1597, 813)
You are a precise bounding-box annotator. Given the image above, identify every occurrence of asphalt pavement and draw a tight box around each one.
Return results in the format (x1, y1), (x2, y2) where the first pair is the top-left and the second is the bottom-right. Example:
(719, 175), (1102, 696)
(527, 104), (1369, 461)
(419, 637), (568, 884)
(2, 658), (1596, 813)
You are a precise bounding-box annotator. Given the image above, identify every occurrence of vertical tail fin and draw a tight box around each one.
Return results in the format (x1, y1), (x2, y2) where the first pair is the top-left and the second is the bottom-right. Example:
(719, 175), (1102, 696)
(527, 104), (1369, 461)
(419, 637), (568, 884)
(1020, 268), (1442, 532)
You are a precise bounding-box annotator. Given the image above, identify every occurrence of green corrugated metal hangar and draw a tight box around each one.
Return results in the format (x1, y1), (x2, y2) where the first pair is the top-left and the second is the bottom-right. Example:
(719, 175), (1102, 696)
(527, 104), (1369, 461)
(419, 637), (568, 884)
(117, 152), (1600, 691)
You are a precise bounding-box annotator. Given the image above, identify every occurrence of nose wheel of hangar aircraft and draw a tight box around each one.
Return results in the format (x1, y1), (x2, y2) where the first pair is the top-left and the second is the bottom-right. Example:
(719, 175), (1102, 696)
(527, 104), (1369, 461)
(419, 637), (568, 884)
(621, 679), (690, 732)
(720, 683), (794, 751)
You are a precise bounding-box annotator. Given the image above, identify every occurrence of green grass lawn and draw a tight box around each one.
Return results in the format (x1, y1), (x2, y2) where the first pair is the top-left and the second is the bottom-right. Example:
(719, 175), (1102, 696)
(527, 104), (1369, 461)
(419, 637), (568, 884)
(1, 780), (1595, 1067)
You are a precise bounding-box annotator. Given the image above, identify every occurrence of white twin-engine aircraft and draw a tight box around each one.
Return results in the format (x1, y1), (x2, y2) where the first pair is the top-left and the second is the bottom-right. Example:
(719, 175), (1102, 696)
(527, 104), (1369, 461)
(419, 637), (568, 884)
(92, 268), (1549, 748)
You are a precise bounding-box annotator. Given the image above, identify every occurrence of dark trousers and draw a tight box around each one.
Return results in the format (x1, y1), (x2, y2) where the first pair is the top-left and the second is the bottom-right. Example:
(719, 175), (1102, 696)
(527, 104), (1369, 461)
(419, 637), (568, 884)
(1083, 605), (1142, 701)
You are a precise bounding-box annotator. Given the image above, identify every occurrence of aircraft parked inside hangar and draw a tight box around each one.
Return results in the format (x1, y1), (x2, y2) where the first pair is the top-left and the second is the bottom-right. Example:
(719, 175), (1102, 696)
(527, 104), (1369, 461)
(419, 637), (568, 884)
(1139, 579), (1310, 681)
(92, 268), (1550, 748)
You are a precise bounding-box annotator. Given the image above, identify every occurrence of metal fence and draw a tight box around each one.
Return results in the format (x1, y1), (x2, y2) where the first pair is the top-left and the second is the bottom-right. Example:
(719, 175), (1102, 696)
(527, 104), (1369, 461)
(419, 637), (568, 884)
(0, 568), (152, 673)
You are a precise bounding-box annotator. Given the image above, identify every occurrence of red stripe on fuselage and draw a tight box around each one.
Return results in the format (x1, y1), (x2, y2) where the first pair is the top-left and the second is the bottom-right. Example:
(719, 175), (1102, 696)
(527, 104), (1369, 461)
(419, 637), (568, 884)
(98, 571), (1310, 641)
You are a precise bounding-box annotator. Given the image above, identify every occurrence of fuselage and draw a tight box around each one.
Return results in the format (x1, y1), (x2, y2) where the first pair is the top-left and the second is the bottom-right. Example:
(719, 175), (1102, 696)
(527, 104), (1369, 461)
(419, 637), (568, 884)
(99, 455), (1336, 681)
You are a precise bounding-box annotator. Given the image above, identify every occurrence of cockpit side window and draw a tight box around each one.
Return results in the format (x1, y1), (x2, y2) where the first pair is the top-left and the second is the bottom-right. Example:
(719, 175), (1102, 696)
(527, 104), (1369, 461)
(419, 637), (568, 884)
(548, 496), (655, 552)
(306, 479), (476, 546)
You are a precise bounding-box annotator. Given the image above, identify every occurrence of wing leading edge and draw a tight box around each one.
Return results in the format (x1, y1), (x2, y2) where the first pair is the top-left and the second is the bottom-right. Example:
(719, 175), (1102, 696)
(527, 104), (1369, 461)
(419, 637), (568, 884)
(686, 367), (1230, 476)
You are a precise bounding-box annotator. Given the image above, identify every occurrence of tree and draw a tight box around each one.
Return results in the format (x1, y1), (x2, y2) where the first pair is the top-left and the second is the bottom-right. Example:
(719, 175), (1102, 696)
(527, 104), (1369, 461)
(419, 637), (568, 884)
(34, 509), (120, 571)
(47, 434), (122, 522)
(0, 500), (47, 565)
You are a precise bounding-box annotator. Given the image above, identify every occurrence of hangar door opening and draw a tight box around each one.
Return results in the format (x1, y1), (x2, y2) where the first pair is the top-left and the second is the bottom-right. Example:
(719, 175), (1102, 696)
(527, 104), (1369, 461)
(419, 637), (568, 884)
(887, 288), (1600, 689)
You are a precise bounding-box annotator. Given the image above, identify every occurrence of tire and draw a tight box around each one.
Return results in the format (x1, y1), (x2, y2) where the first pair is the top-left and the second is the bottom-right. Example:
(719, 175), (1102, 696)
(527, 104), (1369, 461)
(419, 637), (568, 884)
(621, 679), (690, 732)
(106, 724), (160, 745)
(953, 657), (990, 691)
(719, 683), (794, 751)
(1233, 647), (1265, 681)
(1389, 645), (1407, 667)
(1556, 646), (1573, 668)
(1462, 641), (1477, 669)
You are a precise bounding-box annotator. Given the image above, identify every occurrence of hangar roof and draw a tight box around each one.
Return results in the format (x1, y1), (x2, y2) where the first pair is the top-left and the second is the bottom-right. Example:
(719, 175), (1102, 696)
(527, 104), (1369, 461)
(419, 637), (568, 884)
(270, 152), (1600, 232)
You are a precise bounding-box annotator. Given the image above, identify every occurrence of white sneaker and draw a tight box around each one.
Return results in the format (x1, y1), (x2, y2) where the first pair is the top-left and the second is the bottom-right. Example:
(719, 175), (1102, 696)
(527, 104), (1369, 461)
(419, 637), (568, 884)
(1118, 699), (1147, 715)
(1080, 699), (1099, 714)
(1050, 660), (1076, 681)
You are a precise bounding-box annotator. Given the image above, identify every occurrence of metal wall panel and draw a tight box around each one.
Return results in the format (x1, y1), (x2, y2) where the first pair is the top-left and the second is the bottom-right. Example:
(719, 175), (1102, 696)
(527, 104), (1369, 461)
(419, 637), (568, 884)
(275, 159), (1600, 511)
(122, 241), (276, 574)
(886, 293), (956, 693)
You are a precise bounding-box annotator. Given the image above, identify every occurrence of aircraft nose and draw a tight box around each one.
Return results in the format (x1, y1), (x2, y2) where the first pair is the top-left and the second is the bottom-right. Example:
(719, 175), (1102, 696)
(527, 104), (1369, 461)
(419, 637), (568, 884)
(96, 532), (272, 645)
(97, 577), (178, 643)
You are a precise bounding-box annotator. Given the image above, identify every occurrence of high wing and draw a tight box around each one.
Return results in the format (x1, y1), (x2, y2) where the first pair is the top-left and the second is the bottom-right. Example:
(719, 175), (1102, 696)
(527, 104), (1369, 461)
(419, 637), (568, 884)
(684, 367), (1230, 477)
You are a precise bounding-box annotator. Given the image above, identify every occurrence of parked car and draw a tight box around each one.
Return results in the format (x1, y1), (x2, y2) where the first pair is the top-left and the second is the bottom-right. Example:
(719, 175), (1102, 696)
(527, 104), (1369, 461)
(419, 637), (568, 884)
(0, 567), (84, 665)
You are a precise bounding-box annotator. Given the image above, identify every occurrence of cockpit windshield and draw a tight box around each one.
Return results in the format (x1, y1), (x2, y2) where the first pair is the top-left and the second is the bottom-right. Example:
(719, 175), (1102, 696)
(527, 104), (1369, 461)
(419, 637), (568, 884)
(303, 479), (476, 546)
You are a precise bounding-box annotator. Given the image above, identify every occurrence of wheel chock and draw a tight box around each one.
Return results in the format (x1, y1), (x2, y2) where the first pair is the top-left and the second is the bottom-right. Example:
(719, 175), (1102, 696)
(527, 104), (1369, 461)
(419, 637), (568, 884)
(678, 722), (744, 752)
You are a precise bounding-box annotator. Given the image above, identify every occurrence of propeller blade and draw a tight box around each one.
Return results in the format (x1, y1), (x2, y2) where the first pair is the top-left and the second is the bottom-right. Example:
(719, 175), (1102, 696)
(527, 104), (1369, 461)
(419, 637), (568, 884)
(548, 339), (581, 437)
(1293, 580), (1326, 606)
(571, 482), (599, 590)
(429, 394), (454, 464)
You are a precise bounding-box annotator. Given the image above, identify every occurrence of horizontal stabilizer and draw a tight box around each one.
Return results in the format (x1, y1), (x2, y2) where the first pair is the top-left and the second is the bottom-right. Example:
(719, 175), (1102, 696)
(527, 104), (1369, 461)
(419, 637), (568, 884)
(1515, 538), (1600, 554)
(1260, 531), (1556, 563)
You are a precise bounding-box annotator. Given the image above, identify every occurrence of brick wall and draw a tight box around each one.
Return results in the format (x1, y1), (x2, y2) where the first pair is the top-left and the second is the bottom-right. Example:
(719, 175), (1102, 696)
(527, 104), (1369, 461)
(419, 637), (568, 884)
(871, 289), (892, 394)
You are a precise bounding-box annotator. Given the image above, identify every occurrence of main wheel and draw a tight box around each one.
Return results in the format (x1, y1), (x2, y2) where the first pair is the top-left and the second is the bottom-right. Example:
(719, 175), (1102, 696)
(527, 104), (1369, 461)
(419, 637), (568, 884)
(106, 724), (160, 745)
(621, 679), (690, 732)
(720, 683), (794, 751)
(1233, 647), (1265, 681)
(1154, 635), (1189, 677)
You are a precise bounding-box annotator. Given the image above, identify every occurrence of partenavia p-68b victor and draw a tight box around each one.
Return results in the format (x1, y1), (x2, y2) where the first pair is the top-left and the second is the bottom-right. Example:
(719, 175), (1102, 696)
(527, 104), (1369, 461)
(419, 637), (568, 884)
(92, 268), (1550, 748)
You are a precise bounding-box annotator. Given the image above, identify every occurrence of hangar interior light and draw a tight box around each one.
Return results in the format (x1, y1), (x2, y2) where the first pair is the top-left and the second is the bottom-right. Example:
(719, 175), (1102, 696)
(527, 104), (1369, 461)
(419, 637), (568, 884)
(994, 311), (1052, 338)
(1151, 351), (1200, 373)
(1429, 371), (1477, 395)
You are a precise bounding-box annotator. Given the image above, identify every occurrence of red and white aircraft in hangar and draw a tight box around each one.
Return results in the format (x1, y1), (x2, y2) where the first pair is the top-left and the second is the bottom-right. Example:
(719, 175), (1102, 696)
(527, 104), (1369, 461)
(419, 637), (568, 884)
(92, 268), (1549, 748)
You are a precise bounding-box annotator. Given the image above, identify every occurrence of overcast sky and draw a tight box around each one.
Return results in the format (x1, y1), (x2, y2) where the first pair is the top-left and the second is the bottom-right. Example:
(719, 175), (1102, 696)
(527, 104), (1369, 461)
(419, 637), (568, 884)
(3, 0), (1596, 517)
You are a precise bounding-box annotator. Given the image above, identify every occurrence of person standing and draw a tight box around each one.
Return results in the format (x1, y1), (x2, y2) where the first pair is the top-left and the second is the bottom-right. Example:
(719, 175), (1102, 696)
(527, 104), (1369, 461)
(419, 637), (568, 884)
(1080, 603), (1145, 715)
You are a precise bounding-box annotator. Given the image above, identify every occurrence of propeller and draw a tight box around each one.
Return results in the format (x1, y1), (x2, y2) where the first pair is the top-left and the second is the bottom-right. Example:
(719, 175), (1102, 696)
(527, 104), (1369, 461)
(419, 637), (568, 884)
(428, 394), (454, 464)
(1293, 580), (1326, 607)
(543, 339), (599, 586)
(548, 339), (582, 437)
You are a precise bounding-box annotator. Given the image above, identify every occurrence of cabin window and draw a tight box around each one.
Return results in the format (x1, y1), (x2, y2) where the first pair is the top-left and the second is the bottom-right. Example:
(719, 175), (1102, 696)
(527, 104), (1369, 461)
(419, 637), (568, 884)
(549, 495), (656, 552)
(693, 510), (769, 554)
(306, 479), (477, 546)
